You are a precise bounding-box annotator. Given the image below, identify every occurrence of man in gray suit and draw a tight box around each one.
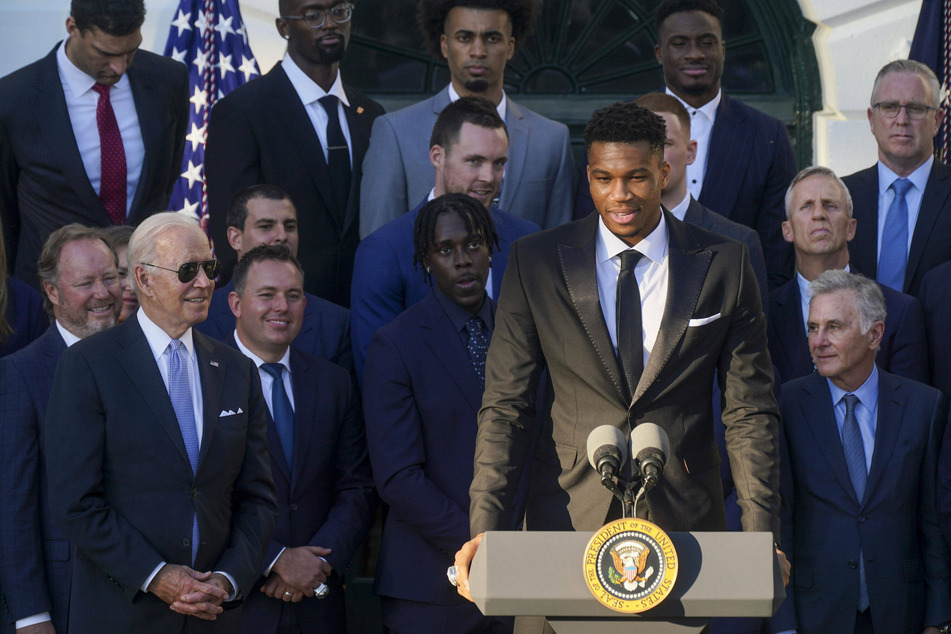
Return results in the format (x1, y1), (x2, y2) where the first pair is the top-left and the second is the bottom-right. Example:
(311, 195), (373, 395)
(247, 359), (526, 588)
(359, 0), (574, 237)
(452, 103), (786, 627)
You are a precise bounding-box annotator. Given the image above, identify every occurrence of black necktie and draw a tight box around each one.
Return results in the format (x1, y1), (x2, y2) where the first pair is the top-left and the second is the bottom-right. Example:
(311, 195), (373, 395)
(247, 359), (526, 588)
(617, 250), (644, 401)
(318, 95), (352, 216)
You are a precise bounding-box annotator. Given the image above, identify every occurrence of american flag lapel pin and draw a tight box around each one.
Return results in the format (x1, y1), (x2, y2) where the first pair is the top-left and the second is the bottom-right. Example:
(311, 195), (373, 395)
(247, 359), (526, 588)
(210, 361), (219, 367)
(356, 106), (364, 114)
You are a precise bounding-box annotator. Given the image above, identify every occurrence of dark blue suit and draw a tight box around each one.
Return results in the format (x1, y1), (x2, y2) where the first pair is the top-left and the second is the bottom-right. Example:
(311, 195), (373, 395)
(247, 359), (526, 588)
(363, 291), (514, 631)
(238, 346), (376, 634)
(350, 200), (538, 382)
(0, 275), (47, 359)
(844, 161), (951, 297)
(775, 371), (951, 633)
(919, 260), (951, 394)
(768, 277), (929, 383)
(195, 279), (353, 376)
(0, 327), (69, 632)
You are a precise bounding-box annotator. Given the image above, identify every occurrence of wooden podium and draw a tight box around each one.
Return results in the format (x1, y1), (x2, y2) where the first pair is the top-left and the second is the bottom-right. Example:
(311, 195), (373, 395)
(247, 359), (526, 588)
(468, 530), (785, 633)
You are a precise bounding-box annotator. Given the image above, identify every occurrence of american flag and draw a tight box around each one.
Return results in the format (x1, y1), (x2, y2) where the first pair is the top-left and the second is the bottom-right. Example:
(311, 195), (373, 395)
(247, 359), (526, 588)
(163, 0), (260, 220)
(910, 0), (951, 164)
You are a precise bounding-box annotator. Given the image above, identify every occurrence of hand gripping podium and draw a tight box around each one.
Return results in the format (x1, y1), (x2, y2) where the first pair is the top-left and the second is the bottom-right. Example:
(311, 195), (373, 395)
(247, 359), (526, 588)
(468, 530), (785, 634)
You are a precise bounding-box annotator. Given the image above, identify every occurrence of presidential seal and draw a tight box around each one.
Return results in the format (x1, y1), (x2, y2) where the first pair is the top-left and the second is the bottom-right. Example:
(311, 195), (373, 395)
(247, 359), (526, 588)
(582, 518), (678, 613)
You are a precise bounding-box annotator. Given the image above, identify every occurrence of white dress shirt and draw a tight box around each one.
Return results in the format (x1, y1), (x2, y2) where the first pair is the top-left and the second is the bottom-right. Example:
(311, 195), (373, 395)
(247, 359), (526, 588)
(667, 192), (691, 222)
(667, 88), (721, 201)
(876, 155), (932, 258)
(281, 54), (353, 166)
(596, 212), (670, 369)
(57, 38), (145, 214)
(447, 82), (507, 121)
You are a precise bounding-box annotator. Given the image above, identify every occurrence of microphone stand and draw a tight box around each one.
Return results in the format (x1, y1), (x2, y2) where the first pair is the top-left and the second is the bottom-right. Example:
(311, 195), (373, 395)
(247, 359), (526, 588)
(600, 458), (662, 519)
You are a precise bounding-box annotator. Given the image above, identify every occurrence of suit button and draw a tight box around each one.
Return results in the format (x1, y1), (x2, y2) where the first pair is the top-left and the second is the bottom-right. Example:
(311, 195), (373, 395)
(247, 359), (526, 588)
(182, 538), (191, 547)
(191, 488), (199, 498)
(858, 516), (866, 523)
(848, 560), (858, 569)
(290, 503), (299, 512)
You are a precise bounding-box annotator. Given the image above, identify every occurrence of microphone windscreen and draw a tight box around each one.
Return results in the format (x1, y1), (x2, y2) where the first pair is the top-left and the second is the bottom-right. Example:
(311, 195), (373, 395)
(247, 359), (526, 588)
(630, 423), (670, 467)
(586, 425), (628, 470)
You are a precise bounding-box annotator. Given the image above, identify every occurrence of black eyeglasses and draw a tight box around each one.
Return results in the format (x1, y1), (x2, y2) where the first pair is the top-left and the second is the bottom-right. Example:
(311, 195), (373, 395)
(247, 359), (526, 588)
(142, 260), (221, 283)
(281, 3), (353, 29)
(872, 102), (938, 120)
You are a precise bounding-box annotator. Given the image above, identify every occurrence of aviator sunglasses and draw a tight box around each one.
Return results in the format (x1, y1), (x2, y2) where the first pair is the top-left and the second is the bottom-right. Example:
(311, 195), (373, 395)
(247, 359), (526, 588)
(142, 259), (221, 283)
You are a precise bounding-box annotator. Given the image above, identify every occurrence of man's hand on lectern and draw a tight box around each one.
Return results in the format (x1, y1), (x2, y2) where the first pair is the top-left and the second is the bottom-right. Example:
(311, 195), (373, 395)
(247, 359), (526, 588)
(776, 547), (791, 587)
(452, 532), (485, 602)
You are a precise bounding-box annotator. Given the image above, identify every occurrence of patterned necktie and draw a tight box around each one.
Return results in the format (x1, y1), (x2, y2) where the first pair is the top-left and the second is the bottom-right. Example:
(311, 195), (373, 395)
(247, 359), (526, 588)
(841, 393), (869, 611)
(318, 95), (351, 216)
(877, 178), (912, 291)
(465, 315), (489, 390)
(167, 339), (200, 563)
(92, 83), (127, 225)
(617, 250), (645, 401)
(261, 363), (295, 469)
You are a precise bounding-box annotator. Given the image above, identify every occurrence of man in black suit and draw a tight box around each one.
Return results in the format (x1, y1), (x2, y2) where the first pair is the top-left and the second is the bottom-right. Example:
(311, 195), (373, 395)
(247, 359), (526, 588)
(228, 244), (375, 633)
(775, 270), (950, 633)
(770, 166), (929, 384)
(0, 225), (122, 634)
(195, 185), (353, 376)
(453, 103), (786, 623)
(0, 0), (188, 290)
(919, 261), (951, 394)
(205, 0), (384, 307)
(44, 213), (278, 632)
(843, 59), (951, 297)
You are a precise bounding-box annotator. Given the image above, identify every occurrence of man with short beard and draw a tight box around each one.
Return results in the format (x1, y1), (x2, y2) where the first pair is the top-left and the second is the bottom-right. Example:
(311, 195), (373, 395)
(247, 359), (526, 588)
(206, 0), (384, 307)
(359, 0), (574, 237)
(0, 224), (122, 634)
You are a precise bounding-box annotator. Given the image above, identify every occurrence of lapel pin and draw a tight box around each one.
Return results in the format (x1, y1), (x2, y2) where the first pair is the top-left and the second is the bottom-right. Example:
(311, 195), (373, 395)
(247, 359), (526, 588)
(210, 361), (219, 367)
(356, 106), (364, 114)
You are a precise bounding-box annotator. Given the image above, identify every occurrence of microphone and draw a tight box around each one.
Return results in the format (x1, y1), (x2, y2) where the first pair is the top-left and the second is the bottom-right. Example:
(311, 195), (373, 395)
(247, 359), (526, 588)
(587, 425), (628, 483)
(630, 423), (670, 491)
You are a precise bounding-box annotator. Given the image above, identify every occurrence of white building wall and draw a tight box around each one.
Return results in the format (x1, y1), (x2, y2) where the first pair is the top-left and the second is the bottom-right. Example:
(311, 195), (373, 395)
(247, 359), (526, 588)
(0, 0), (927, 175)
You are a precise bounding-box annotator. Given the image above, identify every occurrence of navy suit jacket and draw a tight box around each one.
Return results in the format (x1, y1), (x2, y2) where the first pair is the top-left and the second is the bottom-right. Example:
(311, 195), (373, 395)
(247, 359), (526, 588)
(364, 292), (513, 606)
(0, 275), (48, 359)
(237, 345), (375, 634)
(775, 371), (951, 633)
(0, 327), (69, 632)
(350, 200), (539, 382)
(843, 160), (951, 297)
(768, 276), (929, 383)
(195, 279), (353, 376)
(44, 317), (278, 633)
(920, 260), (951, 394)
(206, 64), (384, 306)
(0, 45), (188, 289)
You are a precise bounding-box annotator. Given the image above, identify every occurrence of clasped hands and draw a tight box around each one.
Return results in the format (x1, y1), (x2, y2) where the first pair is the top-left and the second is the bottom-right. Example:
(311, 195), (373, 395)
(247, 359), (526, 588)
(261, 546), (333, 603)
(147, 564), (233, 621)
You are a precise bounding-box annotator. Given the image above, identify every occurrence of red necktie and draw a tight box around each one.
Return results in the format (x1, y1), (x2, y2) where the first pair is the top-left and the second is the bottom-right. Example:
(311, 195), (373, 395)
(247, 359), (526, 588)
(92, 83), (127, 225)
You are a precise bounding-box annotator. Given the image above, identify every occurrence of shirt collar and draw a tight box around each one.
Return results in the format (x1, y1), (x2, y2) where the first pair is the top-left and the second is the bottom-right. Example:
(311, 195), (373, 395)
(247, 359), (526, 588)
(281, 53), (350, 107)
(799, 263), (851, 306)
(433, 287), (493, 334)
(877, 154), (933, 196)
(666, 87), (721, 121)
(827, 363), (879, 410)
(137, 308), (195, 360)
(668, 193), (691, 221)
(233, 330), (292, 372)
(596, 210), (669, 265)
(54, 320), (83, 347)
(448, 82), (507, 120)
(57, 37), (131, 98)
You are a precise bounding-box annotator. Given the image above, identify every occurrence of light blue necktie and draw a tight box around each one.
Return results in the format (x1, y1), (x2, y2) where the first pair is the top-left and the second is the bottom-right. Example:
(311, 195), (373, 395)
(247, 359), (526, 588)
(261, 363), (295, 469)
(168, 339), (200, 564)
(878, 178), (912, 291)
(841, 393), (869, 611)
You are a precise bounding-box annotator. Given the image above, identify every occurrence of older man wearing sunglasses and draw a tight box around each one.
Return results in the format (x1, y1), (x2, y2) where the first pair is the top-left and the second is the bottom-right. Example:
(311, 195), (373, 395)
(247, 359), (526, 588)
(44, 212), (278, 633)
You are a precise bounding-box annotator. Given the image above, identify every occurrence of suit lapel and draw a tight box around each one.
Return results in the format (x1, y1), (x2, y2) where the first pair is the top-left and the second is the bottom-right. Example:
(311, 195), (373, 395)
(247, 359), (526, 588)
(864, 373), (901, 502)
(114, 319), (192, 469)
(557, 215), (626, 402)
(634, 215), (711, 403)
(907, 162), (951, 290)
(419, 293), (484, 414)
(194, 333), (223, 468)
(698, 96), (751, 217)
(289, 351), (317, 487)
(774, 283), (813, 375)
(847, 167), (879, 279)
(799, 376), (860, 504)
(126, 60), (161, 221)
(35, 46), (110, 224)
(342, 86), (373, 235)
(499, 98), (528, 212)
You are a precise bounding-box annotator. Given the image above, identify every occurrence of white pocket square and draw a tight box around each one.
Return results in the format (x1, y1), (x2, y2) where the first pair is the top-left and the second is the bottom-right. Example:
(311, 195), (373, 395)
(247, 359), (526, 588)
(219, 408), (244, 417)
(688, 313), (722, 327)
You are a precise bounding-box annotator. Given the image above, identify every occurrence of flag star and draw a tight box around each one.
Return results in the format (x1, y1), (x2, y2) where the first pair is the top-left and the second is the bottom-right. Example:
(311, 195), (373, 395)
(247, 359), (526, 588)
(237, 55), (259, 82)
(194, 10), (213, 37)
(193, 50), (209, 74)
(179, 198), (200, 218)
(185, 123), (207, 152)
(170, 9), (192, 37)
(215, 15), (235, 39)
(236, 23), (249, 46)
(189, 86), (207, 114)
(181, 160), (204, 188)
(169, 47), (187, 64)
(218, 53), (235, 78)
